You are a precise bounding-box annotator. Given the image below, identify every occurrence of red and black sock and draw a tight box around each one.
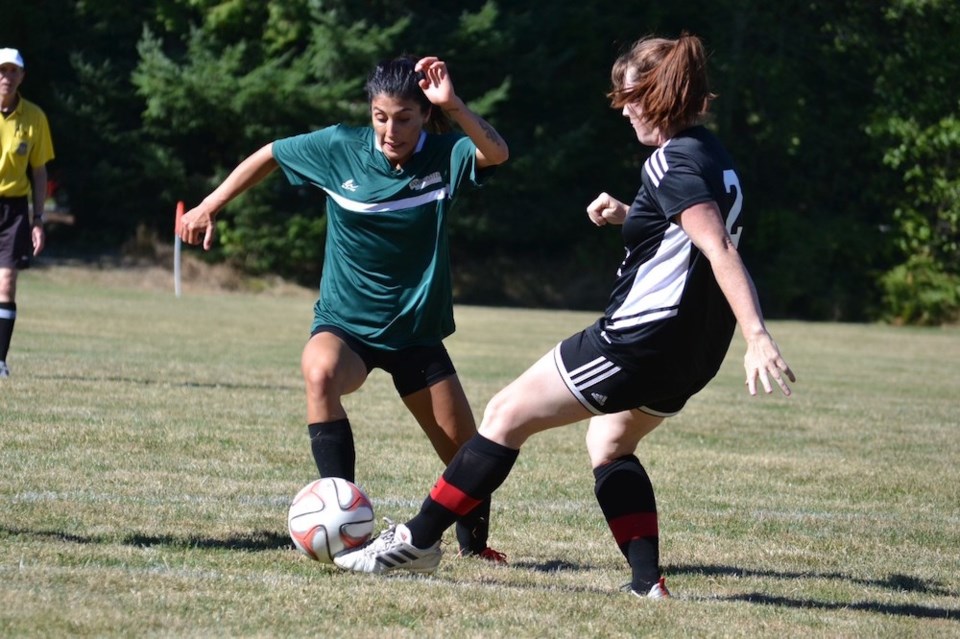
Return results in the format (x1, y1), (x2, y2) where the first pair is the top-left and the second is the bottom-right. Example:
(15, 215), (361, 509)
(406, 434), (518, 548)
(307, 419), (355, 482)
(593, 454), (661, 592)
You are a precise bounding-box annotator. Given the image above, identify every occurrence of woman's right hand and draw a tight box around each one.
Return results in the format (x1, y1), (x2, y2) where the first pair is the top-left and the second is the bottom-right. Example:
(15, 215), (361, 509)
(586, 192), (628, 226)
(177, 143), (279, 251)
(179, 203), (218, 250)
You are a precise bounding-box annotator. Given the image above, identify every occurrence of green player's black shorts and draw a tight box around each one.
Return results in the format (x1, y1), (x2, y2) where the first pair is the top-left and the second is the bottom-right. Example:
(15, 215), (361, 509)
(312, 324), (456, 397)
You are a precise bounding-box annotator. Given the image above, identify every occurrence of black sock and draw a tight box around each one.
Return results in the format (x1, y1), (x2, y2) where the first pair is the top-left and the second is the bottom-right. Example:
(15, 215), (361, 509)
(455, 496), (492, 555)
(406, 434), (518, 548)
(307, 419), (355, 482)
(0, 302), (15, 361)
(593, 454), (660, 592)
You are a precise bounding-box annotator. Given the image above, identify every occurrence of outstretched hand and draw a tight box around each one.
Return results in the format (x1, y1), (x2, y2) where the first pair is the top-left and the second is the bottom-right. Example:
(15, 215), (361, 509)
(415, 56), (459, 110)
(179, 204), (217, 251)
(743, 333), (796, 396)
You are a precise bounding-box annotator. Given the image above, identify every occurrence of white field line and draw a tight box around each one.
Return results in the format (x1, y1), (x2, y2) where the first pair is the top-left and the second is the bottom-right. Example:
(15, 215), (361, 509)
(10, 491), (958, 525)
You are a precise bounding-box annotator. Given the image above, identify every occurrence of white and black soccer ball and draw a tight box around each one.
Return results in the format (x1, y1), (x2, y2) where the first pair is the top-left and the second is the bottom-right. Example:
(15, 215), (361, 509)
(287, 477), (375, 563)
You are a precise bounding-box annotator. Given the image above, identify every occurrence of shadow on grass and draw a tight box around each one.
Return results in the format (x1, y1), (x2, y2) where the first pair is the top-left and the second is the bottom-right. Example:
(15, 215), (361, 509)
(32, 373), (299, 392)
(722, 592), (958, 621)
(7, 527), (957, 621)
(512, 559), (587, 573)
(670, 563), (959, 621)
(2, 526), (293, 552)
(433, 562), (960, 620)
(668, 563), (954, 596)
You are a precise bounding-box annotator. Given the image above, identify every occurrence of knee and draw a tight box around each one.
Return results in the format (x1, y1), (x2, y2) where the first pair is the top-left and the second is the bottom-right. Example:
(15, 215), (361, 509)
(586, 430), (628, 469)
(301, 360), (339, 400)
(478, 389), (523, 442)
(0, 270), (15, 301)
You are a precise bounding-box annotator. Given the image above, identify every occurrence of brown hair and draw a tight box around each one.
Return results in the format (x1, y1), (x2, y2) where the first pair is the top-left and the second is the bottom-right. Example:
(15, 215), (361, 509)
(608, 33), (716, 134)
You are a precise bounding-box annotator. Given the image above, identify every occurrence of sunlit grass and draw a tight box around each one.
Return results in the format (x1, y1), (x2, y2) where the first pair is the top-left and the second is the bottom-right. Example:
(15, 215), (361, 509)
(1, 265), (958, 638)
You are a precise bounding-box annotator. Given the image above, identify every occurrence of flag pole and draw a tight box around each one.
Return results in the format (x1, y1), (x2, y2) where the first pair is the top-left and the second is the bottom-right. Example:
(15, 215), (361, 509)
(174, 201), (184, 298)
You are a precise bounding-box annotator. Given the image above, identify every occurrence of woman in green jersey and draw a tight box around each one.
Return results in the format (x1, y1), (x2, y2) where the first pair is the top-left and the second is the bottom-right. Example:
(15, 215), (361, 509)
(180, 55), (509, 560)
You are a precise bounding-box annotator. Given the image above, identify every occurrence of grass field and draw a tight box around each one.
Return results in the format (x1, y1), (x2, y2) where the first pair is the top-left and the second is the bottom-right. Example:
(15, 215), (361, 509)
(1, 265), (959, 638)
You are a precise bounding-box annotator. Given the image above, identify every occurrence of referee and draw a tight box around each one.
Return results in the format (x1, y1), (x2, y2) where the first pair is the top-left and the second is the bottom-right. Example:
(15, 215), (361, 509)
(0, 48), (54, 378)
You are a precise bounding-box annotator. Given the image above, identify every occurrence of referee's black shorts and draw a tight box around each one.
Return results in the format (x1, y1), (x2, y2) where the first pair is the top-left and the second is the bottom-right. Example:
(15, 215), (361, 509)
(0, 196), (32, 270)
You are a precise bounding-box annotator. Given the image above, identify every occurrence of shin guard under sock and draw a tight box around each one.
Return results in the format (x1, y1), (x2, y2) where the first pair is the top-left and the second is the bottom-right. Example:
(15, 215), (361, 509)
(307, 419), (355, 482)
(593, 454), (660, 592)
(406, 434), (518, 548)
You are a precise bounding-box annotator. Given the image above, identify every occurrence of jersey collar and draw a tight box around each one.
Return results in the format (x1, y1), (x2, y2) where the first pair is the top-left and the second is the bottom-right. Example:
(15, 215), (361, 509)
(373, 131), (428, 165)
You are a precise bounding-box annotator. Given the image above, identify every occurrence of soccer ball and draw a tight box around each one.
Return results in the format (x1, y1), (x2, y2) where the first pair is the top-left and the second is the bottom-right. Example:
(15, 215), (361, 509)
(287, 477), (375, 563)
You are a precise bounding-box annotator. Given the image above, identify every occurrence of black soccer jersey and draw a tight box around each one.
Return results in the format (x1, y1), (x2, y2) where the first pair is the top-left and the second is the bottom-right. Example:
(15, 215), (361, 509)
(589, 126), (742, 388)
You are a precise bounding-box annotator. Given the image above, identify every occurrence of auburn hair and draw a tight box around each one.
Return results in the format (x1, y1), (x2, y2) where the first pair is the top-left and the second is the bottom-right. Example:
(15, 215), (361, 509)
(608, 33), (716, 134)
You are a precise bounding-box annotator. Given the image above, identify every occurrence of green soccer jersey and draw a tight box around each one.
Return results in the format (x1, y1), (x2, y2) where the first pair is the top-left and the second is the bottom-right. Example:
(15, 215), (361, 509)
(272, 125), (488, 350)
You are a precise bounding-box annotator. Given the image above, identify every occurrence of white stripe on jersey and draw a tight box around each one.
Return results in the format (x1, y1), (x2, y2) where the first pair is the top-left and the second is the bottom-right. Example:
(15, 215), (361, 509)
(607, 223), (691, 330)
(644, 146), (669, 187)
(322, 185), (449, 213)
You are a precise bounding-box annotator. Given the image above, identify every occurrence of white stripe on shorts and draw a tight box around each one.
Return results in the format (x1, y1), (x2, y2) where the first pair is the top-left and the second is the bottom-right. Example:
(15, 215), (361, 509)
(570, 358), (621, 387)
(553, 345), (622, 415)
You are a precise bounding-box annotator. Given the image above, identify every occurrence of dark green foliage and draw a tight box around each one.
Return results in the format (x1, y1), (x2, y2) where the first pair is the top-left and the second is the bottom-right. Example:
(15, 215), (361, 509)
(1, 0), (957, 322)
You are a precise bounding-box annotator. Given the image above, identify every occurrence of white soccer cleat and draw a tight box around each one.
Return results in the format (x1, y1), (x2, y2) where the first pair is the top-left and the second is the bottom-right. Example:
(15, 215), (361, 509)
(633, 577), (671, 600)
(0, 361), (9, 378)
(334, 522), (442, 574)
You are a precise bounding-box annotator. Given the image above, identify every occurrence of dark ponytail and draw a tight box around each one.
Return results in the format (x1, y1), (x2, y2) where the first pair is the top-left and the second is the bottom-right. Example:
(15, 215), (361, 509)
(365, 55), (453, 134)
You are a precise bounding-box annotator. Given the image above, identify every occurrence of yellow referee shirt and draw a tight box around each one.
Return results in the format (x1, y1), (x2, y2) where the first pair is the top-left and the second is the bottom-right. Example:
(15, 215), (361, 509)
(0, 95), (55, 197)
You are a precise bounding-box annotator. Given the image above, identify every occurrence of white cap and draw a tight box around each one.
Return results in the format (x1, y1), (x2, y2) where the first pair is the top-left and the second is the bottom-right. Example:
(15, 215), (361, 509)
(0, 48), (25, 68)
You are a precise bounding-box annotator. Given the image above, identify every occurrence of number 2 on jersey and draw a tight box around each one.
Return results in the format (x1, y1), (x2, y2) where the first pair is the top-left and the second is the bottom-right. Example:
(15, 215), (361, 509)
(723, 169), (743, 248)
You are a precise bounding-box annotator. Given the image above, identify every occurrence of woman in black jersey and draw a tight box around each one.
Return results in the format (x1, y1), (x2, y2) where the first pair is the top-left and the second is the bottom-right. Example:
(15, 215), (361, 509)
(335, 34), (796, 599)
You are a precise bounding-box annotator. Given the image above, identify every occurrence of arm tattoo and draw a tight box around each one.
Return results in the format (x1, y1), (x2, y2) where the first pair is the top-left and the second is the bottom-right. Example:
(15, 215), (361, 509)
(477, 117), (503, 145)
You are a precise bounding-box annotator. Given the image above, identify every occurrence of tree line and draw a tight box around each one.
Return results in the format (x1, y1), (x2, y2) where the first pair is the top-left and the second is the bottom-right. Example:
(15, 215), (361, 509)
(3, 0), (958, 324)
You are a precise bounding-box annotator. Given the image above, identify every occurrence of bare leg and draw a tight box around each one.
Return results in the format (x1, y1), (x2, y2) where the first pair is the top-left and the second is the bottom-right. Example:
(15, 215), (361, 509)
(301, 331), (368, 480)
(479, 350), (594, 448)
(401, 375), (475, 464)
(587, 410), (666, 594)
(586, 410), (663, 468)
(301, 331), (368, 423)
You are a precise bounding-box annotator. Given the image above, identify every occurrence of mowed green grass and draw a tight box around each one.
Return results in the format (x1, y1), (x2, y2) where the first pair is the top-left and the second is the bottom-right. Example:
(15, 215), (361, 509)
(1, 265), (958, 638)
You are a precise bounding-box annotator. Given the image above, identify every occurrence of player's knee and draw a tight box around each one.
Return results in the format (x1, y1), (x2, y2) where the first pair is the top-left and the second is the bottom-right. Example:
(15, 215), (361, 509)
(585, 430), (631, 469)
(301, 361), (340, 400)
(478, 389), (525, 442)
(0, 269), (16, 300)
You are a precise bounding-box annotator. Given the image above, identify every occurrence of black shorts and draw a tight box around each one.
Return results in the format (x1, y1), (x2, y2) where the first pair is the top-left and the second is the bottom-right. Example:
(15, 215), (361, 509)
(554, 329), (706, 417)
(0, 196), (32, 270)
(311, 324), (457, 397)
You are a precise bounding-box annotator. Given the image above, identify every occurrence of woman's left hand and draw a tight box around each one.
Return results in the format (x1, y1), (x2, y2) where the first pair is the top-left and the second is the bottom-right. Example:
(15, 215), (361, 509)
(416, 56), (458, 109)
(743, 332), (795, 396)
